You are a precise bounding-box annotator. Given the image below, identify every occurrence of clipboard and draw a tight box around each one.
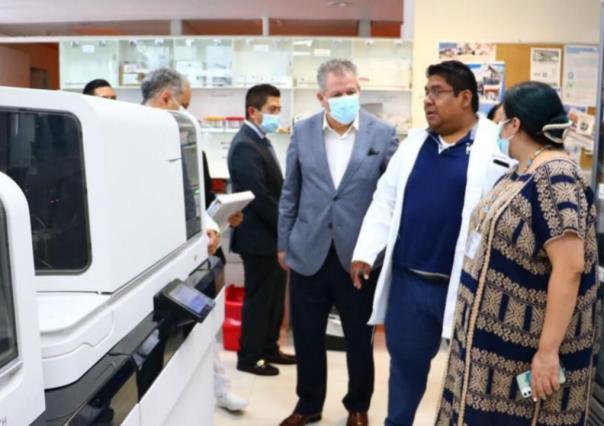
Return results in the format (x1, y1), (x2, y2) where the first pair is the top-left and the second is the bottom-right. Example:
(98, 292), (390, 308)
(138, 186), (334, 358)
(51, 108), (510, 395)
(207, 191), (255, 231)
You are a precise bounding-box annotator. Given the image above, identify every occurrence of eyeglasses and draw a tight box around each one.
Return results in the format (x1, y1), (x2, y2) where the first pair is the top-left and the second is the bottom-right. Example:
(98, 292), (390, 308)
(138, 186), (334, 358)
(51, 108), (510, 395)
(424, 88), (455, 100)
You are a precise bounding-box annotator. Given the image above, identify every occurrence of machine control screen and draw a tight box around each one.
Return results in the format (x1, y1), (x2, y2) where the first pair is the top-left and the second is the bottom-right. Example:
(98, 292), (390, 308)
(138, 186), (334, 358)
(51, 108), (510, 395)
(161, 280), (215, 322)
(169, 284), (208, 314)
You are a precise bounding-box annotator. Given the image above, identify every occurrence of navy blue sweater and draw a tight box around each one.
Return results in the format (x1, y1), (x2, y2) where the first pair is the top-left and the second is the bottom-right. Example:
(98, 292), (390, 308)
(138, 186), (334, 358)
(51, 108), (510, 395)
(392, 131), (473, 277)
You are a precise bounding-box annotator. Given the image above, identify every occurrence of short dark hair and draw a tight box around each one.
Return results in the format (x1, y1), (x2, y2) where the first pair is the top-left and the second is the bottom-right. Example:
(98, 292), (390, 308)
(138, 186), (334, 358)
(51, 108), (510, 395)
(83, 79), (112, 96)
(426, 61), (479, 112)
(503, 81), (568, 147)
(245, 84), (280, 119)
(487, 103), (502, 121)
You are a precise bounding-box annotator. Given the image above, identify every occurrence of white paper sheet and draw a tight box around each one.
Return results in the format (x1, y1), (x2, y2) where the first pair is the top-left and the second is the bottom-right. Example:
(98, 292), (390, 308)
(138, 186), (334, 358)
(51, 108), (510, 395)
(562, 45), (599, 107)
(530, 48), (561, 88)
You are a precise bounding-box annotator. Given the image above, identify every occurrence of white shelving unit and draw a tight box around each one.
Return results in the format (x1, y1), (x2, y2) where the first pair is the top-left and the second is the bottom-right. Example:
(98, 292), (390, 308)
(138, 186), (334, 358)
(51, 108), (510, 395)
(59, 36), (413, 179)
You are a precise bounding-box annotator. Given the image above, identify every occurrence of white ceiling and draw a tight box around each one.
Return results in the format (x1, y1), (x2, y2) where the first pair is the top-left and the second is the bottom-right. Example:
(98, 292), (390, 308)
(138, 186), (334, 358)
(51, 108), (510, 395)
(0, 0), (403, 24)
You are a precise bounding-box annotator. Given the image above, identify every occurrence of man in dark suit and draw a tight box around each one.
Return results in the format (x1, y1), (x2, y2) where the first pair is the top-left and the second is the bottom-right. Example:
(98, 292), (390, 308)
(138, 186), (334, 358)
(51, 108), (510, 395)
(228, 84), (295, 376)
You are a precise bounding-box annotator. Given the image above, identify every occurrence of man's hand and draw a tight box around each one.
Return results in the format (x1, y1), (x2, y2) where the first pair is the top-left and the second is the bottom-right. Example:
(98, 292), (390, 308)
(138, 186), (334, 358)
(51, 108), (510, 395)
(277, 251), (289, 271)
(207, 229), (220, 255)
(227, 211), (244, 228)
(350, 261), (372, 290)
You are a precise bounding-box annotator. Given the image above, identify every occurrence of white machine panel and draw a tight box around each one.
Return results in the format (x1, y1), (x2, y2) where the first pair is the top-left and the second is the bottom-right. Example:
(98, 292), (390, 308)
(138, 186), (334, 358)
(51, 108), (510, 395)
(120, 404), (140, 426)
(138, 289), (224, 426)
(0, 86), (187, 294)
(38, 235), (205, 389)
(0, 87), (220, 422)
(0, 174), (45, 425)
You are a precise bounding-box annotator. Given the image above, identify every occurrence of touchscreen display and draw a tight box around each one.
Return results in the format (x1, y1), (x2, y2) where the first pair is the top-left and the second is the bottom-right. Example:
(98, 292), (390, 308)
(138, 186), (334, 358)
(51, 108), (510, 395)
(168, 284), (208, 314)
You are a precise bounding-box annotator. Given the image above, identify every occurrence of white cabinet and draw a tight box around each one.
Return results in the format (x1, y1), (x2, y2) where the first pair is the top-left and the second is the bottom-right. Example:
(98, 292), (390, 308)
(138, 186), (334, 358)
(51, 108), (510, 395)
(59, 36), (413, 179)
(59, 36), (412, 127)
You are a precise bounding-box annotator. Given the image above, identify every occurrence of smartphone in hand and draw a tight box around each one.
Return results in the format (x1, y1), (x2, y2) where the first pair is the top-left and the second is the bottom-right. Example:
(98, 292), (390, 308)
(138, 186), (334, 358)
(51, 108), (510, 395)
(516, 368), (566, 399)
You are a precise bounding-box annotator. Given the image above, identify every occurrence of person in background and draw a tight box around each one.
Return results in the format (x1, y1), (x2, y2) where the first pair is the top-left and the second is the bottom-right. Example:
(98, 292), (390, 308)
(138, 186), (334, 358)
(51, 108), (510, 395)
(174, 77), (247, 412)
(141, 68), (218, 244)
(140, 68), (247, 412)
(351, 61), (512, 426)
(82, 78), (116, 100)
(487, 102), (504, 123)
(175, 78), (244, 236)
(278, 59), (398, 426)
(436, 81), (600, 426)
(227, 84), (296, 377)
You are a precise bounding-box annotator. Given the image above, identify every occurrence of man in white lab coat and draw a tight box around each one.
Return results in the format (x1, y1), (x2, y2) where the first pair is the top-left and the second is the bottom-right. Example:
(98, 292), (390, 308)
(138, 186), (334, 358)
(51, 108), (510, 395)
(351, 61), (512, 426)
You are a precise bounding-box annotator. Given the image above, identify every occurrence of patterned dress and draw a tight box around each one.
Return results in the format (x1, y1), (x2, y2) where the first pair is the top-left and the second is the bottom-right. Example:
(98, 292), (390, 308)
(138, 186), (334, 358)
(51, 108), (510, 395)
(436, 159), (601, 426)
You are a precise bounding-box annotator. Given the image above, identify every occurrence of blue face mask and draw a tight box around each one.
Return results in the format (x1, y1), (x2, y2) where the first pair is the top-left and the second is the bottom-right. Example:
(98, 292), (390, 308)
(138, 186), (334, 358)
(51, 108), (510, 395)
(496, 120), (511, 157)
(497, 137), (510, 156)
(260, 113), (280, 133)
(327, 94), (360, 125)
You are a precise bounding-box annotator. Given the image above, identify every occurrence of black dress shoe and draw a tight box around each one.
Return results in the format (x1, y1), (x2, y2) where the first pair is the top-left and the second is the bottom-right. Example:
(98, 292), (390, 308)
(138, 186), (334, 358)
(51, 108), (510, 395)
(279, 412), (322, 426)
(236, 359), (279, 376)
(264, 350), (297, 365)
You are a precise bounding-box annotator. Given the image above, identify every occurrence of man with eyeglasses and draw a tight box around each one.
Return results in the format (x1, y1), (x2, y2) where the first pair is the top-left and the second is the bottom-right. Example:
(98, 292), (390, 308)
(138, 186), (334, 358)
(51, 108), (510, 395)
(350, 60), (512, 426)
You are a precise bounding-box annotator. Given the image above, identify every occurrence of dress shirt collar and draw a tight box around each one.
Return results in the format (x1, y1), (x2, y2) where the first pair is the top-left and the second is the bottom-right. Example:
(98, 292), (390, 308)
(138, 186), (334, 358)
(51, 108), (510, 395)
(323, 112), (360, 138)
(428, 116), (479, 154)
(244, 119), (266, 140)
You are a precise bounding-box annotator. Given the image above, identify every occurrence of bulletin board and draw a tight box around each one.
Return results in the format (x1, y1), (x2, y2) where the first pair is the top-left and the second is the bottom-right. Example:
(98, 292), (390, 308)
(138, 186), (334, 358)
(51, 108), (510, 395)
(437, 41), (598, 171)
(494, 43), (565, 90)
(495, 43), (596, 171)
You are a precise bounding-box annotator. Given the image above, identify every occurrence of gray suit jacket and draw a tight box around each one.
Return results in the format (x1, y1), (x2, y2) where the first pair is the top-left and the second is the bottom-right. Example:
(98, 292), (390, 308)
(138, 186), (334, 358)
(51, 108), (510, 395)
(278, 109), (399, 276)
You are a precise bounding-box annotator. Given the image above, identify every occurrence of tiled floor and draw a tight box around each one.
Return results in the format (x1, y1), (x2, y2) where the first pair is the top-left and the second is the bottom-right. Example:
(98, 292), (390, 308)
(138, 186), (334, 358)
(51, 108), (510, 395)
(214, 330), (447, 426)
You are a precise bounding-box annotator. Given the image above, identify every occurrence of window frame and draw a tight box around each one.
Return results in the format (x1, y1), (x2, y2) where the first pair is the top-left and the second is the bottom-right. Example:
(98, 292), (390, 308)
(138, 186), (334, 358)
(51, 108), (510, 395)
(0, 107), (92, 275)
(170, 111), (203, 240)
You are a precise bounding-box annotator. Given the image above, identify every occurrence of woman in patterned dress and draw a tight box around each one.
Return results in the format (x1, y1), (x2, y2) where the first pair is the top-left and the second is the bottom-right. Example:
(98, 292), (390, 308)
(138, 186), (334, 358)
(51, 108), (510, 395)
(436, 81), (601, 426)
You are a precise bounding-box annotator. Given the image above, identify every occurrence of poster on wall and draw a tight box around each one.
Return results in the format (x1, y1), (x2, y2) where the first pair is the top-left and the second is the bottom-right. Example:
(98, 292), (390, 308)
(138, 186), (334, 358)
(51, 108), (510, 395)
(562, 45), (599, 107)
(530, 48), (562, 88)
(568, 108), (596, 138)
(467, 62), (505, 114)
(438, 42), (496, 62)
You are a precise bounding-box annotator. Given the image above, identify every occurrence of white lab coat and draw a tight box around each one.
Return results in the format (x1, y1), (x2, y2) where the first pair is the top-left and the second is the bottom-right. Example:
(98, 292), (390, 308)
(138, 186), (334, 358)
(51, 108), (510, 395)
(352, 115), (513, 339)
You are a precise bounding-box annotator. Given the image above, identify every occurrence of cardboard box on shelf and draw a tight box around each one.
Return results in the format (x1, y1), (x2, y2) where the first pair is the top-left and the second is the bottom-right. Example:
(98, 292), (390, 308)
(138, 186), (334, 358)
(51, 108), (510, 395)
(119, 62), (147, 86)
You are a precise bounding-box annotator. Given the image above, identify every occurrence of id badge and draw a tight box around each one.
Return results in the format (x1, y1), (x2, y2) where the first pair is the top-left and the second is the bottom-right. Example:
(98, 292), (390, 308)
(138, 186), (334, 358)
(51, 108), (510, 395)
(465, 231), (481, 260)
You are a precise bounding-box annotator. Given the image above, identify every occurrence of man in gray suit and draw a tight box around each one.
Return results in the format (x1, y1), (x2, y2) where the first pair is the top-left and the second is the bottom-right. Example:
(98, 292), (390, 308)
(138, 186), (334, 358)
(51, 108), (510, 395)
(278, 59), (398, 426)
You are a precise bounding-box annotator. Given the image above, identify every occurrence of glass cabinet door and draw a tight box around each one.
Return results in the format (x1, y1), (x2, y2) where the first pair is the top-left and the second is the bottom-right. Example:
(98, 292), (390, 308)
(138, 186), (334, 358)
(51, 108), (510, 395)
(352, 39), (412, 89)
(60, 40), (119, 89)
(173, 38), (233, 87)
(291, 38), (352, 88)
(232, 38), (292, 87)
(117, 39), (174, 87)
